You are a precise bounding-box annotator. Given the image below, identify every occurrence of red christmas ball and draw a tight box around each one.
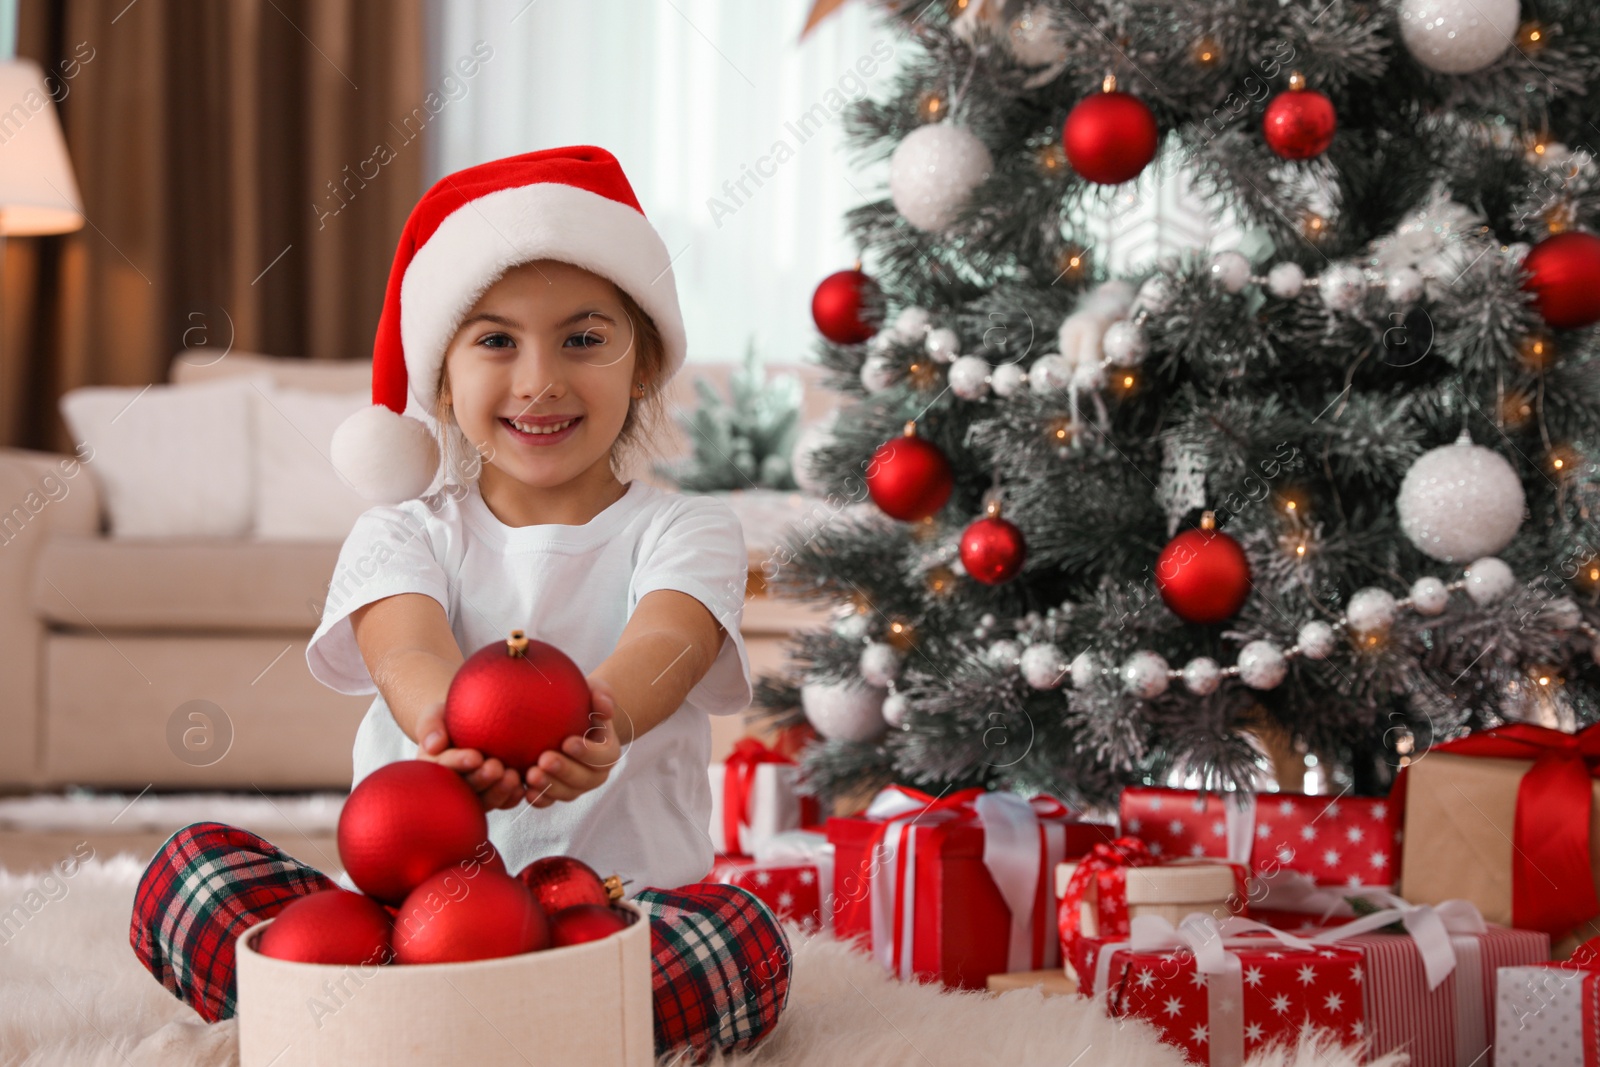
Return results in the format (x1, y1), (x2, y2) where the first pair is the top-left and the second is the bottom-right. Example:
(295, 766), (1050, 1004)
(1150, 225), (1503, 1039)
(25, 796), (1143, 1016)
(1154, 520), (1253, 624)
(337, 760), (488, 905)
(548, 904), (631, 948)
(1522, 232), (1600, 329)
(959, 514), (1027, 585)
(461, 840), (507, 877)
(255, 888), (394, 966)
(866, 427), (953, 521)
(392, 868), (549, 964)
(1062, 90), (1159, 185)
(517, 855), (616, 914)
(812, 268), (883, 345)
(444, 630), (593, 775)
(1262, 88), (1336, 160)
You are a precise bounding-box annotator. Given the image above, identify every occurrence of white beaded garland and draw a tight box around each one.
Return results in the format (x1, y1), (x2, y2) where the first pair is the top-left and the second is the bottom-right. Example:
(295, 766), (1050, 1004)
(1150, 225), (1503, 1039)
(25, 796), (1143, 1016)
(1237, 641), (1288, 689)
(1296, 621), (1337, 660)
(893, 306), (931, 339)
(1069, 650), (1100, 689)
(1136, 274), (1175, 314)
(860, 354), (896, 393)
(987, 639), (1024, 669)
(1397, 433), (1526, 562)
(882, 689), (911, 728)
(1101, 320), (1148, 367)
(1409, 576), (1450, 616)
(1122, 650), (1171, 698)
(1208, 251), (1253, 294)
(834, 611), (871, 640)
(1464, 556), (1515, 605)
(859, 641), (903, 687)
(888, 123), (994, 232)
(1029, 353), (1075, 393)
(1266, 262), (1306, 299)
(948, 355), (991, 399)
(1182, 657), (1221, 695)
(925, 327), (961, 363)
(1020, 642), (1069, 689)
(1546, 597), (1583, 631)
(1319, 264), (1368, 311)
(991, 362), (1028, 397)
(1399, 0), (1519, 75)
(1072, 358), (1107, 390)
(1346, 588), (1398, 635)
(1386, 267), (1425, 305)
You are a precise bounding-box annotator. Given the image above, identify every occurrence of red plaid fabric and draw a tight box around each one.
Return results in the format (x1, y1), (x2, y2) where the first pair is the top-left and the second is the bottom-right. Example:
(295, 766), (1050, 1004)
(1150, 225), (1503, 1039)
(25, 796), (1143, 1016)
(129, 821), (792, 1062)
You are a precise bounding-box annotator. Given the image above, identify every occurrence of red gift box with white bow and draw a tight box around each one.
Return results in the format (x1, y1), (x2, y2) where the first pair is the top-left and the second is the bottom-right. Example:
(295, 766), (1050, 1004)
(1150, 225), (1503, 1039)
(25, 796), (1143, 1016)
(1119, 786), (1401, 889)
(710, 829), (833, 934)
(826, 785), (1115, 990)
(707, 737), (823, 857)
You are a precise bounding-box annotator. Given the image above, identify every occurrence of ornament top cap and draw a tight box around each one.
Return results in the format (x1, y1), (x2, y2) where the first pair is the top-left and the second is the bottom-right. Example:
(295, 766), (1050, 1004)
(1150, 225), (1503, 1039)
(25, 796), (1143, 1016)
(1200, 509), (1216, 531)
(1288, 70), (1307, 92)
(506, 630), (530, 657)
(1102, 73), (1117, 93)
(603, 874), (625, 902)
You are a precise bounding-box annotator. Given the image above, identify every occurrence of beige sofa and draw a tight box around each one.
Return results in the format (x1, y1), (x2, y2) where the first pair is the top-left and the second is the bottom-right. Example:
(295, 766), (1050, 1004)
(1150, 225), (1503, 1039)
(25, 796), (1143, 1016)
(0, 353), (832, 793)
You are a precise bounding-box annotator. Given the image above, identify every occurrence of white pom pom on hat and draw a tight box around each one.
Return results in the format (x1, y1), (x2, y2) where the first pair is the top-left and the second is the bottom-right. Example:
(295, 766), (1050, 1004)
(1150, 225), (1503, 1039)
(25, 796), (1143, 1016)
(331, 145), (689, 504)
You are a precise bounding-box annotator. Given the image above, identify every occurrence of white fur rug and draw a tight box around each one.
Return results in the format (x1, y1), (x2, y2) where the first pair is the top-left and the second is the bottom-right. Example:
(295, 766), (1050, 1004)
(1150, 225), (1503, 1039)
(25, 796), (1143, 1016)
(0, 856), (1402, 1067)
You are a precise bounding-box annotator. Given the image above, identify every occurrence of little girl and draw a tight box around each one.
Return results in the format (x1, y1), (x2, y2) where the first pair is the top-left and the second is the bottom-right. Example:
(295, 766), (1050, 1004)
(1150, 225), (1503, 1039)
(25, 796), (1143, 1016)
(129, 146), (792, 1061)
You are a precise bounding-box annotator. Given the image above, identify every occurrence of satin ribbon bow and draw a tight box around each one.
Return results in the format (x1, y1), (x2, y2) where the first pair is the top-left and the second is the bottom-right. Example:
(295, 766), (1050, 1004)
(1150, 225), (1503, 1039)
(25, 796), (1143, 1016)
(1392, 722), (1600, 936)
(1056, 837), (1161, 963)
(720, 738), (794, 856)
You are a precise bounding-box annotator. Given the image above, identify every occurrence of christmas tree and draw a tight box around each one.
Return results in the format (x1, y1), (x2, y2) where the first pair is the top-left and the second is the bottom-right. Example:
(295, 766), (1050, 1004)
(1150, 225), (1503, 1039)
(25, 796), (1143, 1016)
(755, 0), (1600, 809)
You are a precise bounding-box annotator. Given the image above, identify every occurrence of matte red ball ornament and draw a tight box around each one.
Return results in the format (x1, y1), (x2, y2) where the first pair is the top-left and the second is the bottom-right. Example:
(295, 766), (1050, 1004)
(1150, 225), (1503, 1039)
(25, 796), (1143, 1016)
(959, 502), (1026, 585)
(549, 904), (631, 948)
(866, 420), (953, 521)
(1062, 77), (1159, 185)
(444, 630), (593, 775)
(1154, 511), (1253, 624)
(1262, 75), (1336, 160)
(255, 888), (394, 966)
(391, 868), (549, 964)
(1522, 232), (1600, 329)
(812, 268), (883, 344)
(517, 854), (623, 914)
(337, 760), (489, 905)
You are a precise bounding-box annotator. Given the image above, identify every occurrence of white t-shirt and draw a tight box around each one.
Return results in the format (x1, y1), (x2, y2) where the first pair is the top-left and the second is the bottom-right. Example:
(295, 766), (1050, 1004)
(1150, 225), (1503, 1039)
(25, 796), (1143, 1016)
(304, 476), (753, 895)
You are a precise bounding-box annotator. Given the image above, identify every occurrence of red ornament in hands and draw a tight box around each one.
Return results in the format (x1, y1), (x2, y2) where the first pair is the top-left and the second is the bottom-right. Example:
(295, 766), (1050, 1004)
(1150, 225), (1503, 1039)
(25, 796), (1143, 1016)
(255, 888), (394, 966)
(338, 760), (489, 905)
(812, 268), (883, 344)
(549, 904), (631, 947)
(444, 630), (593, 775)
(392, 868), (549, 964)
(1262, 75), (1336, 160)
(1522, 232), (1600, 329)
(866, 421), (953, 521)
(959, 501), (1026, 585)
(518, 854), (623, 913)
(1154, 511), (1253, 624)
(1062, 77), (1159, 185)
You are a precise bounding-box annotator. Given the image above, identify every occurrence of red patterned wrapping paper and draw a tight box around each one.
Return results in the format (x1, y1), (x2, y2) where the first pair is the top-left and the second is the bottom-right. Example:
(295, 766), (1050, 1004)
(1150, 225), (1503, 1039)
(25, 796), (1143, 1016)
(710, 854), (824, 932)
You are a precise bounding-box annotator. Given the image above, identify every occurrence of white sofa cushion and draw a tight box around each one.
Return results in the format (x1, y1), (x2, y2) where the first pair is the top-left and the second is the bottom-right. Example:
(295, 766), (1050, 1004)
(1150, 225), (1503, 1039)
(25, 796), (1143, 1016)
(59, 374), (271, 538)
(251, 384), (372, 541)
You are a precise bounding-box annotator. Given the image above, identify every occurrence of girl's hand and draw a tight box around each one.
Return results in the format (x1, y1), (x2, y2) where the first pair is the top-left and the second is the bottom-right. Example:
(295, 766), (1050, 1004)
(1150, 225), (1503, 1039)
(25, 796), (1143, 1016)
(522, 679), (625, 808)
(413, 701), (525, 812)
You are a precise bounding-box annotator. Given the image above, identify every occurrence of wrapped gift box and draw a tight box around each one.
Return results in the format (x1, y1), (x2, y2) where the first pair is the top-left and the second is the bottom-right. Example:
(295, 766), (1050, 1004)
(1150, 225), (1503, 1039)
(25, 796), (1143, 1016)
(708, 737), (823, 856)
(1495, 940), (1600, 1066)
(709, 829), (833, 933)
(827, 785), (1115, 990)
(1120, 785), (1400, 888)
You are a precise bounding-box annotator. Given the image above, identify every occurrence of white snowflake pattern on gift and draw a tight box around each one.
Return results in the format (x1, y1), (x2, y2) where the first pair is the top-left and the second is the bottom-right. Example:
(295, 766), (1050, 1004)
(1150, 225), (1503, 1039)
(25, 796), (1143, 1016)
(1244, 966), (1264, 986)
(1346, 874), (1364, 888)
(1278, 800), (1295, 816)
(1325, 991), (1344, 1012)
(1297, 965), (1318, 985)
(1190, 1024), (1208, 1045)
(1168, 819), (1186, 837)
(1163, 996), (1184, 1017)
(777, 890), (794, 910)
(1190, 843), (1207, 857)
(754, 871), (771, 886)
(1372, 803), (1387, 820)
(1210, 820), (1226, 838)
(1271, 993), (1292, 1014)
(1346, 825), (1364, 843)
(1300, 825), (1318, 841)
(1149, 841), (1165, 856)
(1370, 851), (1388, 869)
(1351, 965), (1364, 984)
(1351, 1019), (1365, 1039)
(1325, 802), (1341, 819)
(1256, 823), (1272, 839)
(1323, 849), (1341, 867)
(1189, 969), (1207, 989)
(1127, 818), (1143, 834)
(1135, 969), (1158, 990)
(1245, 1022), (1265, 1043)
(799, 869), (815, 884)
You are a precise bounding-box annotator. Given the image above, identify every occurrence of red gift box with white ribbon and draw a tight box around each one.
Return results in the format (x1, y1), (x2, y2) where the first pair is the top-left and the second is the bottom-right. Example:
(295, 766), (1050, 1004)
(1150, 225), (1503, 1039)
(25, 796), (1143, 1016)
(1119, 785), (1401, 888)
(707, 737), (823, 857)
(826, 785), (1115, 990)
(710, 829), (833, 933)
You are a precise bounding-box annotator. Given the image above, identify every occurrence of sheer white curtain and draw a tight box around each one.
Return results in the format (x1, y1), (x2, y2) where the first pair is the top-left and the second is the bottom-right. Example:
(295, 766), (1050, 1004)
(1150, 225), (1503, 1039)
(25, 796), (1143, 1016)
(423, 0), (900, 368)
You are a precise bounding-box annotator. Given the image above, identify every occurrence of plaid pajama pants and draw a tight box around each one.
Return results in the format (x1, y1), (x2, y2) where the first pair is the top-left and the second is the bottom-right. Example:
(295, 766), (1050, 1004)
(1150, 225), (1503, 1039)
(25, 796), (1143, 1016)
(129, 821), (792, 1062)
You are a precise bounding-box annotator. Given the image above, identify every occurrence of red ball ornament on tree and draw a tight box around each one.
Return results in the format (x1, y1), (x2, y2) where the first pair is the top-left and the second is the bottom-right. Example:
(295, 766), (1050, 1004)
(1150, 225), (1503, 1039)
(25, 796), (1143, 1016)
(1522, 231), (1600, 329)
(866, 420), (953, 521)
(549, 903), (632, 947)
(444, 630), (593, 776)
(392, 868), (549, 964)
(812, 267), (883, 345)
(255, 888), (395, 966)
(959, 498), (1026, 585)
(1062, 75), (1159, 185)
(1262, 74), (1336, 160)
(517, 854), (623, 914)
(337, 760), (489, 905)
(1154, 511), (1253, 624)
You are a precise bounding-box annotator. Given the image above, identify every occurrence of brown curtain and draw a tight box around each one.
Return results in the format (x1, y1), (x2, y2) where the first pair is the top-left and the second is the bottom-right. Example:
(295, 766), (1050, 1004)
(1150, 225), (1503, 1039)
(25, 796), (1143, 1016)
(1, 0), (425, 454)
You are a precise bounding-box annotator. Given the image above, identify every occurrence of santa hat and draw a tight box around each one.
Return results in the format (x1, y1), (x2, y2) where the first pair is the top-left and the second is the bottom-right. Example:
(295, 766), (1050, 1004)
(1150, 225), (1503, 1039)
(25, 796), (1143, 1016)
(330, 145), (688, 504)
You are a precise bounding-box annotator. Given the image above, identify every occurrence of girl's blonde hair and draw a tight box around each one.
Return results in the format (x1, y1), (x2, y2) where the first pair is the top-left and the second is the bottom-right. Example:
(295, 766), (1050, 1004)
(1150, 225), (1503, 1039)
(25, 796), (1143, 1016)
(433, 280), (670, 486)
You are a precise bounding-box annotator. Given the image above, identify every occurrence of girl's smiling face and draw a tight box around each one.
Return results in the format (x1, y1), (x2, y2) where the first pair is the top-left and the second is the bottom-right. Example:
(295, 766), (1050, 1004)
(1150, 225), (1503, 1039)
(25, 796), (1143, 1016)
(441, 259), (644, 497)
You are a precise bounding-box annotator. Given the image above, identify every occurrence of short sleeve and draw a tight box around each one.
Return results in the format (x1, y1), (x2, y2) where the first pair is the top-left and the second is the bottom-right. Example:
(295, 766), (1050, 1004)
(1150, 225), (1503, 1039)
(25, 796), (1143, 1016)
(632, 495), (753, 717)
(304, 502), (452, 695)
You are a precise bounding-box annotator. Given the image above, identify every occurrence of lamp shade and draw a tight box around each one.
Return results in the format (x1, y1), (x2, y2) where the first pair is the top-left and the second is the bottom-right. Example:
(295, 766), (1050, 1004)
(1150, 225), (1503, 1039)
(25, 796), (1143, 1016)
(0, 59), (82, 235)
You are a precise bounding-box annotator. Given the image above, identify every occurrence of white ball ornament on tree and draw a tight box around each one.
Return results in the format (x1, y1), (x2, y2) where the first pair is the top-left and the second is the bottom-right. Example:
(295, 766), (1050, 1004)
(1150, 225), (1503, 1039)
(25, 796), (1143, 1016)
(1007, 5), (1068, 67)
(1397, 432), (1526, 562)
(1464, 557), (1516, 605)
(1208, 251), (1253, 294)
(1346, 588), (1398, 635)
(834, 610), (872, 641)
(1319, 264), (1367, 311)
(1237, 641), (1288, 690)
(1028, 353), (1074, 394)
(859, 642), (903, 687)
(1072, 358), (1107, 391)
(1021, 642), (1068, 689)
(889, 123), (994, 232)
(894, 306), (932, 340)
(990, 362), (1027, 397)
(925, 327), (960, 363)
(1266, 262), (1306, 299)
(1069, 650), (1100, 690)
(1409, 576), (1450, 616)
(1136, 274), (1174, 314)
(987, 639), (1024, 669)
(948, 355), (991, 399)
(1182, 657), (1221, 696)
(882, 689), (911, 729)
(1386, 267), (1426, 305)
(1399, 0), (1519, 74)
(860, 353), (897, 393)
(801, 678), (888, 743)
(1296, 620), (1337, 660)
(1101, 320), (1148, 367)
(1122, 651), (1171, 698)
